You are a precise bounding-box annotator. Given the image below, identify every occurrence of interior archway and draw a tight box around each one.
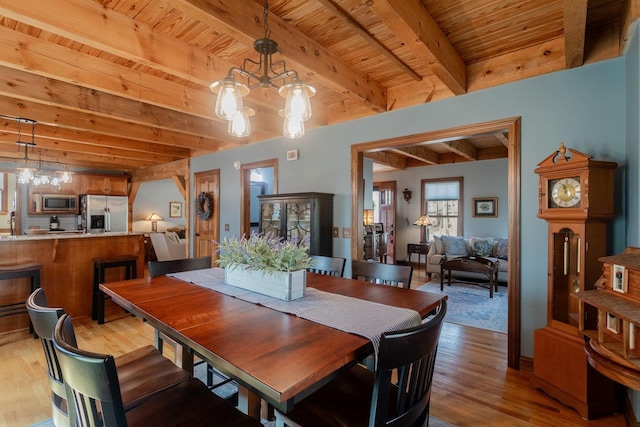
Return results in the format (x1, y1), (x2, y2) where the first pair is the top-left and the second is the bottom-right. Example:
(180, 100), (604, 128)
(351, 117), (521, 369)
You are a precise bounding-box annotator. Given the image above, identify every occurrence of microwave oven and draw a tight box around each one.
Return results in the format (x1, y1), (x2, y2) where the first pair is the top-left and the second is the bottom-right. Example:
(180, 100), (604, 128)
(42, 195), (78, 212)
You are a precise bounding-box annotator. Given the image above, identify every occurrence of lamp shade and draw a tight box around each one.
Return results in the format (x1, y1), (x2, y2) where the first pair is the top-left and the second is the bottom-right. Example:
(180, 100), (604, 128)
(413, 215), (434, 226)
(363, 209), (374, 226)
(147, 213), (164, 222)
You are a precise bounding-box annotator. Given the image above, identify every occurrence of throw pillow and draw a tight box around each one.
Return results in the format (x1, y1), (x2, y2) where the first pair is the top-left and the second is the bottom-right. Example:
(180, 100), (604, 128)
(470, 237), (493, 257)
(165, 231), (180, 243)
(493, 237), (508, 260)
(432, 235), (444, 254)
(441, 235), (468, 255)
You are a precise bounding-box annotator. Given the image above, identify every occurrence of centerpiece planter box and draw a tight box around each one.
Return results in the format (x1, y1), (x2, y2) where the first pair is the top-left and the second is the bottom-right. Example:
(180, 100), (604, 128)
(224, 264), (307, 301)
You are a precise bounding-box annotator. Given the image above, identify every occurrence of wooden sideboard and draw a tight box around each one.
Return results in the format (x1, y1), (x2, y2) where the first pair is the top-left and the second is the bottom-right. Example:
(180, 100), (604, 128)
(364, 233), (388, 263)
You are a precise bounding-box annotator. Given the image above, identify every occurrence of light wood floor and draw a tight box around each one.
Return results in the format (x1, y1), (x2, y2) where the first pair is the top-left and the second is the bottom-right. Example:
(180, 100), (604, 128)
(0, 267), (628, 426)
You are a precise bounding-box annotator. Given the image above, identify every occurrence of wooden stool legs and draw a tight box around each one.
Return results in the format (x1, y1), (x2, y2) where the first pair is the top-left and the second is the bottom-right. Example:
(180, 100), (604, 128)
(92, 256), (137, 324)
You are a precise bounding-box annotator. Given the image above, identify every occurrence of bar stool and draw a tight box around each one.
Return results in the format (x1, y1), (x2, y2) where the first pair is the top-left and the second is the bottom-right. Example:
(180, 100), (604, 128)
(0, 263), (42, 337)
(92, 255), (137, 324)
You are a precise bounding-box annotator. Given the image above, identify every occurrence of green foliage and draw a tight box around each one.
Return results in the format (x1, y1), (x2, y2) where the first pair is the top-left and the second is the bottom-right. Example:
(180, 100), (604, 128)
(215, 232), (311, 273)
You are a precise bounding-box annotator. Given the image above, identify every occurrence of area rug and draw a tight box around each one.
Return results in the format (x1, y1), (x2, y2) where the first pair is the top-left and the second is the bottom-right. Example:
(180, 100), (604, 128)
(417, 280), (507, 333)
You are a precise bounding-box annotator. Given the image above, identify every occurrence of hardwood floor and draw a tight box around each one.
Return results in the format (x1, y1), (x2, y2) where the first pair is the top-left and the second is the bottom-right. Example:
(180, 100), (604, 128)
(0, 266), (628, 426)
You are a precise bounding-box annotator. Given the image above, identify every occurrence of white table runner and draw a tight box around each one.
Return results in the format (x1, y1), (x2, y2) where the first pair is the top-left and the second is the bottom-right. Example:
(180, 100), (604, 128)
(168, 268), (422, 360)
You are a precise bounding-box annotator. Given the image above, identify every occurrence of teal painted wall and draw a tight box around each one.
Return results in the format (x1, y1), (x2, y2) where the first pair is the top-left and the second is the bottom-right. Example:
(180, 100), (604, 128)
(191, 42), (632, 358)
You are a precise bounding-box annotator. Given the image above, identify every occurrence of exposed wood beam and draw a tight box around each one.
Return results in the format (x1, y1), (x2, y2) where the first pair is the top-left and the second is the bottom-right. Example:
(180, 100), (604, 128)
(0, 95), (241, 154)
(130, 160), (190, 183)
(563, 0), (588, 68)
(392, 146), (439, 165)
(443, 140), (477, 161)
(494, 132), (509, 148)
(367, 0), (466, 95)
(364, 151), (408, 170)
(313, 0), (421, 82)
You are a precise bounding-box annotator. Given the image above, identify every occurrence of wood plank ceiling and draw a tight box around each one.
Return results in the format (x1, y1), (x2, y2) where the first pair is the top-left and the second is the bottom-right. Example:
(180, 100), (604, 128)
(0, 0), (635, 173)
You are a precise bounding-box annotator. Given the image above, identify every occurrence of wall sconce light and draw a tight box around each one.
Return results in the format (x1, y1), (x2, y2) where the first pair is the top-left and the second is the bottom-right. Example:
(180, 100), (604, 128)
(147, 212), (164, 233)
(363, 209), (374, 226)
(403, 188), (412, 203)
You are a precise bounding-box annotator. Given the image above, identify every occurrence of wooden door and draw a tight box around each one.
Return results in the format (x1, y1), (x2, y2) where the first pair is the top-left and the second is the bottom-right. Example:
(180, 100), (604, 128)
(374, 181), (396, 264)
(194, 170), (220, 260)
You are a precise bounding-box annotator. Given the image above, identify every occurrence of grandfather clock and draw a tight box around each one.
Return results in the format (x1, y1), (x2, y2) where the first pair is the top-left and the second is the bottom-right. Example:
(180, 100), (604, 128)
(530, 143), (619, 419)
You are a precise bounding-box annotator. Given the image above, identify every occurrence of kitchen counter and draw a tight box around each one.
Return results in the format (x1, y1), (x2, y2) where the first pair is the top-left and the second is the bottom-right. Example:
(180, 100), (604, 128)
(0, 232), (144, 333)
(0, 231), (143, 240)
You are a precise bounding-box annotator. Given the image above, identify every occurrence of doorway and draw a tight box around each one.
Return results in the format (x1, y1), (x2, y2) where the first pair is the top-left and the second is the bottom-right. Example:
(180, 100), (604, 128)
(194, 169), (220, 259)
(373, 181), (396, 264)
(240, 159), (278, 237)
(351, 117), (521, 369)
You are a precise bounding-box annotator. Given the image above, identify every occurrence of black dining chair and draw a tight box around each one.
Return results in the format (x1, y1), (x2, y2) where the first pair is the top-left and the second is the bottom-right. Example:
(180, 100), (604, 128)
(52, 313), (262, 427)
(275, 299), (447, 427)
(308, 254), (346, 277)
(351, 259), (413, 289)
(26, 288), (191, 427)
(148, 256), (230, 392)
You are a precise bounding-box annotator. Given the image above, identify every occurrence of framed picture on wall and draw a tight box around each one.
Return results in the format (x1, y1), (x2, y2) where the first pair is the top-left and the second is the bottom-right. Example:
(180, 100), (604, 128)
(472, 197), (498, 217)
(170, 201), (182, 218)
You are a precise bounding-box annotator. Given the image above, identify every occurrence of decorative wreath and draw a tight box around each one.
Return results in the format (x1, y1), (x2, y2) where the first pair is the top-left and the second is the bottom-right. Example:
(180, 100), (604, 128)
(195, 192), (213, 220)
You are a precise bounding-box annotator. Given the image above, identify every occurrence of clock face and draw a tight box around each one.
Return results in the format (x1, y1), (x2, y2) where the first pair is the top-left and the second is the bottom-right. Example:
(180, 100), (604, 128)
(549, 177), (581, 208)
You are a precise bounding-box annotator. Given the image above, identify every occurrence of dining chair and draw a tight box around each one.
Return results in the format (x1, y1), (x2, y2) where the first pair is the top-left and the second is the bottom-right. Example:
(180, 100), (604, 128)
(275, 299), (447, 427)
(148, 256), (228, 391)
(351, 260), (413, 289)
(52, 313), (262, 427)
(26, 289), (191, 426)
(308, 254), (346, 277)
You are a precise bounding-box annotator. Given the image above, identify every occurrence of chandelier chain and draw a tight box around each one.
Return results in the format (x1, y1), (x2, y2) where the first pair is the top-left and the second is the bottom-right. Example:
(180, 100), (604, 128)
(263, 1), (271, 40)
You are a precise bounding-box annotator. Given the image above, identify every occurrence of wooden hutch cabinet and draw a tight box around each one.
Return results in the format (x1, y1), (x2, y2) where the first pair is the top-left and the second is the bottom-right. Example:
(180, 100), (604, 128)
(258, 192), (333, 256)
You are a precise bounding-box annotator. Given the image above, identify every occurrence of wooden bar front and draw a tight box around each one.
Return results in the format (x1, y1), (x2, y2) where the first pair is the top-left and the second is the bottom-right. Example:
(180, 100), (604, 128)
(0, 233), (144, 333)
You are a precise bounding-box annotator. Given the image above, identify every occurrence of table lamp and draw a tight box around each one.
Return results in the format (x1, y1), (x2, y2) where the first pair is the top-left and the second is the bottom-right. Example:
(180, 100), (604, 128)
(413, 215), (434, 243)
(363, 209), (374, 226)
(147, 212), (163, 232)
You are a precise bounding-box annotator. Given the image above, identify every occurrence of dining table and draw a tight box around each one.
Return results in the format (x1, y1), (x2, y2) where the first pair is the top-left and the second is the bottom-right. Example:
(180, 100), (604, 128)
(100, 270), (445, 418)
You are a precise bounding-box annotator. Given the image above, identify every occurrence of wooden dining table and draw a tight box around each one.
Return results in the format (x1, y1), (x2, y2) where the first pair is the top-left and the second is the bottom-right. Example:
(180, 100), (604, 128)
(100, 271), (444, 418)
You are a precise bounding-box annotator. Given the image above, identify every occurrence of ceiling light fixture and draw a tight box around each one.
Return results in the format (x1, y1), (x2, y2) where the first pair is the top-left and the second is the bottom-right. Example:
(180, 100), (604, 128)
(209, 0), (315, 139)
(12, 117), (73, 186)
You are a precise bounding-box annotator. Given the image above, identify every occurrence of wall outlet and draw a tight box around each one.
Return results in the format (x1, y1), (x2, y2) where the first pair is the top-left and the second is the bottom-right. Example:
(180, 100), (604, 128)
(224, 224), (230, 231)
(342, 227), (351, 238)
(332, 226), (339, 238)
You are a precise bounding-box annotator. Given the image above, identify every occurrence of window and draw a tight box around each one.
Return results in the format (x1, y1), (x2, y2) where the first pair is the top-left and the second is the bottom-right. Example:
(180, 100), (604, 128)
(421, 177), (463, 239)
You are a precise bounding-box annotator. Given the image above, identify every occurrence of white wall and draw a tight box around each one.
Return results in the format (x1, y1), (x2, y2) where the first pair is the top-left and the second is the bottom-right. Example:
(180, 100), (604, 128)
(190, 49), (630, 358)
(132, 179), (185, 233)
(374, 158), (508, 261)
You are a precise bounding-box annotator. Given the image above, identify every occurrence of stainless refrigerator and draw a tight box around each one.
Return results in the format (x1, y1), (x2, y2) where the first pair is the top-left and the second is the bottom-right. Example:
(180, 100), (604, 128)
(80, 195), (128, 233)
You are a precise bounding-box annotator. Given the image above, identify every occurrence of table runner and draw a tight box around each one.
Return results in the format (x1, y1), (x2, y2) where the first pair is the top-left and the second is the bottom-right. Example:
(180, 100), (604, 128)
(168, 268), (421, 361)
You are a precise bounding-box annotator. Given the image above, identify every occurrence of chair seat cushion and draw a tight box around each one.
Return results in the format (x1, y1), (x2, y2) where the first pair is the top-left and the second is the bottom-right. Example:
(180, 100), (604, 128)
(125, 378), (261, 426)
(115, 345), (191, 409)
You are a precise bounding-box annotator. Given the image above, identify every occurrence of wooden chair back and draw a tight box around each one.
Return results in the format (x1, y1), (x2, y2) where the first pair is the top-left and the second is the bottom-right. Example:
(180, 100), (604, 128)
(308, 255), (346, 277)
(351, 260), (413, 288)
(53, 314), (128, 427)
(372, 299), (447, 426)
(148, 256), (212, 277)
(26, 288), (76, 427)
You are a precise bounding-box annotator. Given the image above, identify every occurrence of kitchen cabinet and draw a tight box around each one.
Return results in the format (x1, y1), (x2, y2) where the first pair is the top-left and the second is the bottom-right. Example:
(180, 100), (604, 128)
(80, 174), (129, 195)
(258, 192), (333, 256)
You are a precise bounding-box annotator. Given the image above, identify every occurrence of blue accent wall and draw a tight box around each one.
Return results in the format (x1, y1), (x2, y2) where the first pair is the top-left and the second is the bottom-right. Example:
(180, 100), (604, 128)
(191, 30), (636, 358)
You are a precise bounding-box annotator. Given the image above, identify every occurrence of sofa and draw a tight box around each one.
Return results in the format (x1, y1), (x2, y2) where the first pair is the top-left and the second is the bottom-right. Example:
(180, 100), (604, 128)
(150, 232), (187, 261)
(426, 235), (508, 283)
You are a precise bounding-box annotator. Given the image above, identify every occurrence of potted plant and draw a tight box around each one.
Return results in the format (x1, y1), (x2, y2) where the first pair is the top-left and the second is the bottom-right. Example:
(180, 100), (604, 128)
(216, 232), (311, 300)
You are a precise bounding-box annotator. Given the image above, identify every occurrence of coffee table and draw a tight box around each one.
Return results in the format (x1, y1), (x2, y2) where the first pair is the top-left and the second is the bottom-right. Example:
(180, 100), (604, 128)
(440, 255), (500, 298)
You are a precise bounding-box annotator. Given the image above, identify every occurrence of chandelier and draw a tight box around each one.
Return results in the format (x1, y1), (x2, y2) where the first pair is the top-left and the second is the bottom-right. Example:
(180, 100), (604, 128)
(209, 0), (315, 139)
(14, 117), (73, 187)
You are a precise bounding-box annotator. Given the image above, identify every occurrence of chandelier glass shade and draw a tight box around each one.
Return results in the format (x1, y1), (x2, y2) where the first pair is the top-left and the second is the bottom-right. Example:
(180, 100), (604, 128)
(12, 117), (73, 187)
(209, 1), (315, 139)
